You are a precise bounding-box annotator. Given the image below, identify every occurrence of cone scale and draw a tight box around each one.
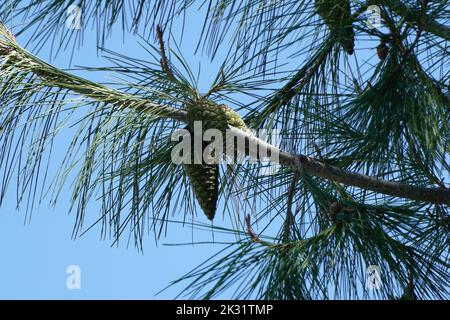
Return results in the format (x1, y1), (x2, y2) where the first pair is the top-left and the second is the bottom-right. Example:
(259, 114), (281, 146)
(183, 100), (247, 220)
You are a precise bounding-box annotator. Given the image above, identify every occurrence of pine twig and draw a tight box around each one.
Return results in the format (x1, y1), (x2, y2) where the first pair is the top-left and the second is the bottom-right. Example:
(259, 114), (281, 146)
(0, 25), (186, 121)
(156, 24), (175, 81)
(283, 171), (299, 241)
(244, 214), (277, 247)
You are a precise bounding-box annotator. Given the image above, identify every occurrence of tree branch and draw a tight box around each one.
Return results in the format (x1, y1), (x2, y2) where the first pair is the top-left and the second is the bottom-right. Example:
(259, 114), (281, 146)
(0, 26), (186, 122)
(230, 128), (450, 206)
(1, 26), (449, 207)
(279, 151), (450, 206)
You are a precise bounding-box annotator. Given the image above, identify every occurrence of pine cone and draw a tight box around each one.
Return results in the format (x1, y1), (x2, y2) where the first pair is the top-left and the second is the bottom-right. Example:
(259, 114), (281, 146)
(184, 161), (218, 221)
(186, 100), (247, 133)
(184, 100), (248, 220)
(183, 127), (219, 220)
(187, 100), (249, 159)
(329, 202), (343, 221)
(315, 0), (355, 54)
(377, 41), (389, 60)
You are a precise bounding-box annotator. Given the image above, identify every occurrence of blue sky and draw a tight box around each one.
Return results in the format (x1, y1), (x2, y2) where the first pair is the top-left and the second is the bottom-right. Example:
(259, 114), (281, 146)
(0, 4), (240, 299)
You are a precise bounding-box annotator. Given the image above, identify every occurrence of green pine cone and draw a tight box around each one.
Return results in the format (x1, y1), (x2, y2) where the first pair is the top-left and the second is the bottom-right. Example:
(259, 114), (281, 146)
(183, 126), (219, 220)
(184, 160), (218, 221)
(186, 100), (247, 133)
(315, 0), (355, 54)
(183, 101), (248, 220)
(187, 100), (250, 159)
(221, 104), (248, 131)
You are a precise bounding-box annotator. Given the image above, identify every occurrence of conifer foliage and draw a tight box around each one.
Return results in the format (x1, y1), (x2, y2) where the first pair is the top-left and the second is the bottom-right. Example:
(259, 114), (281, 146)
(0, 1), (449, 299)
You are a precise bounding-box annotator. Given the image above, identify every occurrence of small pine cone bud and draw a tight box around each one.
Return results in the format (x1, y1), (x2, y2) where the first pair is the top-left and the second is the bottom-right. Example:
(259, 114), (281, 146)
(0, 46), (11, 56)
(0, 27), (16, 56)
(329, 202), (342, 221)
(377, 41), (389, 60)
(5, 28), (16, 42)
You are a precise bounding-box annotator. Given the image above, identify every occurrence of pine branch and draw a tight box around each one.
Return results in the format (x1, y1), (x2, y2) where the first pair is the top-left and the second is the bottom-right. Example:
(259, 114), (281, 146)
(286, 153), (450, 206)
(1, 26), (449, 207)
(0, 26), (186, 122)
(230, 128), (450, 206)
